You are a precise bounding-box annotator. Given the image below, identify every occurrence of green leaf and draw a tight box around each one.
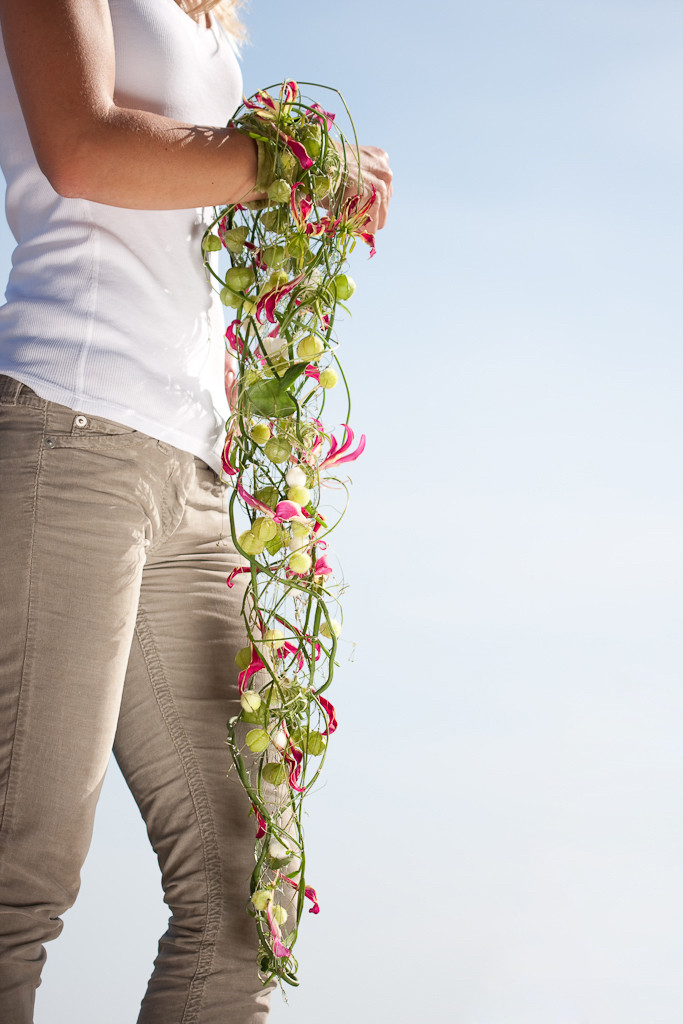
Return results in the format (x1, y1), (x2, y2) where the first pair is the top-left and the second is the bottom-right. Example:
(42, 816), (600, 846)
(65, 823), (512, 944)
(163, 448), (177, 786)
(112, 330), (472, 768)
(245, 363), (306, 418)
(246, 379), (297, 418)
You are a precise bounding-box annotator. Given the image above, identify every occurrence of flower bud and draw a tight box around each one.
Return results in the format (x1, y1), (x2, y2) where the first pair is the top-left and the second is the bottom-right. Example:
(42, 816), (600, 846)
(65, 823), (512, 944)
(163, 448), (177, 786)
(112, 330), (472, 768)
(235, 646), (253, 670)
(222, 226), (249, 253)
(252, 517), (277, 543)
(249, 423), (270, 445)
(245, 728), (270, 753)
(238, 530), (265, 556)
(288, 552), (312, 574)
(318, 368), (338, 389)
(267, 179), (292, 204)
(296, 335), (325, 361)
(287, 485), (310, 507)
(268, 837), (291, 860)
(240, 691), (262, 713)
(288, 532), (308, 552)
(272, 728), (287, 749)
(225, 266), (254, 292)
(285, 466), (308, 488)
(264, 437), (292, 464)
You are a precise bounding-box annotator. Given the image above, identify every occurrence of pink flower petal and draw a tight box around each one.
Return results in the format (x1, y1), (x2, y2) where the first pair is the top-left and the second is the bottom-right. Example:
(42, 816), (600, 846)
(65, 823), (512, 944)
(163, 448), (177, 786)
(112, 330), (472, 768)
(238, 647), (265, 693)
(226, 565), (252, 589)
(266, 902), (292, 958)
(314, 555), (333, 577)
(253, 807), (267, 839)
(281, 874), (321, 914)
(273, 500), (304, 522)
(237, 481), (276, 518)
(316, 693), (338, 735)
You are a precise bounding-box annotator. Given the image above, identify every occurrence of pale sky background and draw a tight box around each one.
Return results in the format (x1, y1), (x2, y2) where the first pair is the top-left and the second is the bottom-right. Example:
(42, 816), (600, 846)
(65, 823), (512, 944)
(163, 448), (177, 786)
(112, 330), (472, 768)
(1, 0), (682, 1021)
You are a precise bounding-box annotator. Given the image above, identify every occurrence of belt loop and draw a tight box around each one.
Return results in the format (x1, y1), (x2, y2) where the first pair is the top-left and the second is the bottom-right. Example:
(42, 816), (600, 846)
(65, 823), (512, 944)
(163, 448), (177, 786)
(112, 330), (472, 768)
(0, 374), (24, 405)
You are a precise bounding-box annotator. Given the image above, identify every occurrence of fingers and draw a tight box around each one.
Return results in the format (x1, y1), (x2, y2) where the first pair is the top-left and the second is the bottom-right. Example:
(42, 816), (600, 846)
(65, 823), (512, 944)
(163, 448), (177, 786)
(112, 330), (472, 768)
(357, 145), (393, 232)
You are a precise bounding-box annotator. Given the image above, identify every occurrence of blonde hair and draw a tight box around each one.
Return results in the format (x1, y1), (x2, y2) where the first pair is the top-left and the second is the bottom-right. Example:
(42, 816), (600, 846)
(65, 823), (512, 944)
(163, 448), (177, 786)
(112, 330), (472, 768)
(183, 1), (248, 43)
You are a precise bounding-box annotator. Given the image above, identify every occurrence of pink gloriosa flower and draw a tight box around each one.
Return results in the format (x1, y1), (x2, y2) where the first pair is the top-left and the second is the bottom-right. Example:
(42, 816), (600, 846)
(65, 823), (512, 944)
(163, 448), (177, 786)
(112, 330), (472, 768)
(266, 902), (291, 958)
(238, 647), (265, 693)
(281, 874), (320, 914)
(319, 424), (366, 471)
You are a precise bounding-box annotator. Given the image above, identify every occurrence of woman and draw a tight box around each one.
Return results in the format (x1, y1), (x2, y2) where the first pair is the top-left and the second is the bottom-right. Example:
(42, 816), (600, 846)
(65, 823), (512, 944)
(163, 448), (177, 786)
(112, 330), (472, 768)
(0, 1), (393, 1021)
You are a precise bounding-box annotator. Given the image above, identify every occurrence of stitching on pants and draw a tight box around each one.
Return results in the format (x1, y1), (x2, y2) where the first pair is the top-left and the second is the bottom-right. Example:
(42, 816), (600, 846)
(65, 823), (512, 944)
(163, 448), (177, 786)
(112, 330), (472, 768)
(134, 603), (224, 1024)
(0, 403), (47, 838)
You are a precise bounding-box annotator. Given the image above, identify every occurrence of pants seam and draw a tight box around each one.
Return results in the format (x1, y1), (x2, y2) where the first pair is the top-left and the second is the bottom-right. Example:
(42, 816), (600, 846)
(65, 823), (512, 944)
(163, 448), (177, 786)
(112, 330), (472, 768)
(0, 403), (47, 838)
(134, 602), (224, 1024)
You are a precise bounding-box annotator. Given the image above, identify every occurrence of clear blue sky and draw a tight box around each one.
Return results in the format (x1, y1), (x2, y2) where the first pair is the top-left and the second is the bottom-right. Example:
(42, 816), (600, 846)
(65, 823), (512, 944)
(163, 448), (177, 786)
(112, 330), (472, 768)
(1, 1), (681, 1021)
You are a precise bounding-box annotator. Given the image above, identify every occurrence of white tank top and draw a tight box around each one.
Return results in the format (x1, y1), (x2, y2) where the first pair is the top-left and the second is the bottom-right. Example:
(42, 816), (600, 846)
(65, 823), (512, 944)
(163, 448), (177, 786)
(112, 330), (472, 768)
(0, 0), (243, 474)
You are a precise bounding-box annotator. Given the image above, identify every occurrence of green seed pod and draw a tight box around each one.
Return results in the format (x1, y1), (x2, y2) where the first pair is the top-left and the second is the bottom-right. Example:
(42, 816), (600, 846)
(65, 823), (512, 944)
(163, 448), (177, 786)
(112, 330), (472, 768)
(240, 691), (262, 714)
(267, 178), (292, 205)
(235, 646), (253, 670)
(225, 266), (254, 292)
(312, 174), (330, 200)
(296, 335), (324, 361)
(278, 150), (298, 180)
(318, 368), (338, 389)
(260, 208), (279, 232)
(287, 485), (311, 507)
(333, 273), (356, 301)
(254, 485), (280, 509)
(245, 728), (270, 753)
(261, 245), (286, 269)
(301, 730), (326, 756)
(219, 287), (242, 309)
(262, 761), (287, 786)
(286, 234), (308, 260)
(250, 423), (271, 445)
(264, 437), (292, 464)
(222, 226), (249, 254)
(201, 233), (222, 252)
(301, 124), (322, 159)
(288, 551), (312, 574)
(320, 618), (342, 639)
(238, 530), (265, 556)
(252, 517), (277, 543)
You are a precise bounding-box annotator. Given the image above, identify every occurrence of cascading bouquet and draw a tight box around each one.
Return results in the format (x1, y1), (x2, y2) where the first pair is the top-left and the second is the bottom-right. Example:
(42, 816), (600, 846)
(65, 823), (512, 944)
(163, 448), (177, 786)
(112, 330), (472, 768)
(201, 80), (376, 988)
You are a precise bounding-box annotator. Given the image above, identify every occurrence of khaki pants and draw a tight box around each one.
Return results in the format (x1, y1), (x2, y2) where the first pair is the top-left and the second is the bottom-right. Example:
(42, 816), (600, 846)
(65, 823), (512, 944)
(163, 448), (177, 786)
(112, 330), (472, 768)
(0, 376), (273, 1023)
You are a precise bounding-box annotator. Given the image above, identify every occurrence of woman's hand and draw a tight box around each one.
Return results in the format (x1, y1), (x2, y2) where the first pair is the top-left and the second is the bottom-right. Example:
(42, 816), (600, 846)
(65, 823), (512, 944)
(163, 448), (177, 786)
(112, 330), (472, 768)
(338, 144), (393, 233)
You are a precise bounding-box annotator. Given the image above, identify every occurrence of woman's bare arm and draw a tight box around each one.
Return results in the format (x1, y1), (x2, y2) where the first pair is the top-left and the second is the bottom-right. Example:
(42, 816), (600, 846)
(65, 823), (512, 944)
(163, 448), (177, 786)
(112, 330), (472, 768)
(0, 0), (392, 224)
(0, 0), (262, 209)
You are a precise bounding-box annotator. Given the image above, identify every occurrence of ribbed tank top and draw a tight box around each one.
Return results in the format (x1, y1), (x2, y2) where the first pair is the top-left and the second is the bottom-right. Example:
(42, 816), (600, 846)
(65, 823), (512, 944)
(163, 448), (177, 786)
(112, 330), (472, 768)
(0, 0), (243, 474)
